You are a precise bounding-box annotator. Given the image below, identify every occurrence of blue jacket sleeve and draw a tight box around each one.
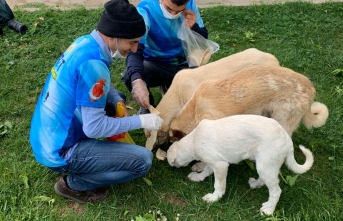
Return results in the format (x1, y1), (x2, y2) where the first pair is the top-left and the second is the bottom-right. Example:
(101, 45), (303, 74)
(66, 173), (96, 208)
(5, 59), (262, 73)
(191, 23), (208, 39)
(125, 43), (145, 83)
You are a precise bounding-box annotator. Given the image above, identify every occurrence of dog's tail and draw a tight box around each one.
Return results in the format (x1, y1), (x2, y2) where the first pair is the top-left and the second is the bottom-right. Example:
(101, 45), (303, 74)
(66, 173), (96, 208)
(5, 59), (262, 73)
(302, 102), (329, 129)
(285, 145), (314, 174)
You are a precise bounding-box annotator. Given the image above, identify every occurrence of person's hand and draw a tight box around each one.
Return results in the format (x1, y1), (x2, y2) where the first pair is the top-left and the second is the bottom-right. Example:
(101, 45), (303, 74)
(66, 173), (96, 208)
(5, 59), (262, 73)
(131, 79), (150, 108)
(182, 10), (196, 28)
(139, 114), (163, 130)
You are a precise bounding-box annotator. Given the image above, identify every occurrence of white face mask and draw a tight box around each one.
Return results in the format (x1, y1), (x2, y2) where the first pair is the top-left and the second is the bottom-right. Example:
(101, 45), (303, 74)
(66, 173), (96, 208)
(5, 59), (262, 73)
(160, 3), (182, 19)
(110, 38), (126, 59)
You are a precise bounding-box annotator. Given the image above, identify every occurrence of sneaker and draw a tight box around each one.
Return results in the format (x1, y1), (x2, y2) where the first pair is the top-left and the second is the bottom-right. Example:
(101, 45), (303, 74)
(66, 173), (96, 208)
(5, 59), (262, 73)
(137, 107), (150, 115)
(54, 176), (109, 204)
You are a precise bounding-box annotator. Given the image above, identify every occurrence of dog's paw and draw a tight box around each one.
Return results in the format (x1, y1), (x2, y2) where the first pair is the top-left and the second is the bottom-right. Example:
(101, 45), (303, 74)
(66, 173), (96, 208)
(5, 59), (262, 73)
(191, 161), (206, 172)
(260, 202), (275, 216)
(188, 172), (205, 182)
(202, 193), (220, 203)
(248, 177), (264, 189)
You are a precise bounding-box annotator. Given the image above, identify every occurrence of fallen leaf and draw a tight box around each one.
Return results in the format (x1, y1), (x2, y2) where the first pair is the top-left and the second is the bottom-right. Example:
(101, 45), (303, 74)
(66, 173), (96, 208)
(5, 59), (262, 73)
(143, 177), (152, 186)
(286, 174), (299, 187)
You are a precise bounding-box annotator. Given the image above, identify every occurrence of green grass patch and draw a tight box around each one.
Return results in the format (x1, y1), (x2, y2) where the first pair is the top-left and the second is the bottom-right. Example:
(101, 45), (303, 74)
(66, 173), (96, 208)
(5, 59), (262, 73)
(1, 2), (343, 220)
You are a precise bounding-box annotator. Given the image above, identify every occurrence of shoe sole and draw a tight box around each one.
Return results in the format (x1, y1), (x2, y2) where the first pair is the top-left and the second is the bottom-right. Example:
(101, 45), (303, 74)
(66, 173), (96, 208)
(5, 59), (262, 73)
(54, 182), (89, 204)
(54, 182), (109, 204)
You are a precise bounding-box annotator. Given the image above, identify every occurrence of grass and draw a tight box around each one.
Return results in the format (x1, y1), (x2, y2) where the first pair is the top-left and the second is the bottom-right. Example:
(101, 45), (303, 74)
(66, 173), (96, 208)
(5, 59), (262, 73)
(1, 1), (343, 220)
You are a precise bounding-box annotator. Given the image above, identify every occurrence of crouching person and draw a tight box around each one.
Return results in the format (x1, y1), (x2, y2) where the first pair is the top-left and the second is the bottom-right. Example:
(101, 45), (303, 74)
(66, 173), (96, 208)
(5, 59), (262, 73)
(29, 0), (163, 204)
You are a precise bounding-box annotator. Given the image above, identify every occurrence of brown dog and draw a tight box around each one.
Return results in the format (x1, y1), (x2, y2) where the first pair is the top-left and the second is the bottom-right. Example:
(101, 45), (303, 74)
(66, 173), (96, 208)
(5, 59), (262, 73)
(150, 48), (280, 149)
(169, 65), (329, 141)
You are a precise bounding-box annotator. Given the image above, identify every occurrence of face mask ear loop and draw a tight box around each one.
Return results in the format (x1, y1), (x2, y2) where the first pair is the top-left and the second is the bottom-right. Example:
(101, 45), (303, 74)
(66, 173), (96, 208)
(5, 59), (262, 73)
(108, 38), (113, 55)
(115, 38), (119, 51)
(111, 38), (125, 59)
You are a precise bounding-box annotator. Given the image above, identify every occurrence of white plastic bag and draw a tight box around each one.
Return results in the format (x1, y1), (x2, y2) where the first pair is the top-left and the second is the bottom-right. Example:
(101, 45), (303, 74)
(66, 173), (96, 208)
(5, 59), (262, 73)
(178, 19), (219, 67)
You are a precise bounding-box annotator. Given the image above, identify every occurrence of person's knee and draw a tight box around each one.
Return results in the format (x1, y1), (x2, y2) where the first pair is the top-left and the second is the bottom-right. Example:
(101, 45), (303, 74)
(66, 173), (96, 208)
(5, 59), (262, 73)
(143, 149), (153, 169)
(118, 91), (126, 102)
(137, 148), (153, 175)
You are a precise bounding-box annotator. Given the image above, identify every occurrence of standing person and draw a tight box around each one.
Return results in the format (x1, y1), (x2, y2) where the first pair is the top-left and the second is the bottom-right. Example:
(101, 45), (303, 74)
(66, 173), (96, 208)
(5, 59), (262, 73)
(122, 0), (208, 114)
(29, 0), (163, 204)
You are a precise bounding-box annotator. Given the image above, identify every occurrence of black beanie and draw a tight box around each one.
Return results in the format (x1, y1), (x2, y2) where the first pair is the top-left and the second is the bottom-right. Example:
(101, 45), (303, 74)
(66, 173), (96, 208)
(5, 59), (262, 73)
(97, 0), (146, 38)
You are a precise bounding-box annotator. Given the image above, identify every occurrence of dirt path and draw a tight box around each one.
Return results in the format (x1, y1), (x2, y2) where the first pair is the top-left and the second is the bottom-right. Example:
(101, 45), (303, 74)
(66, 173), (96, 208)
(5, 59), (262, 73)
(6, 0), (343, 11)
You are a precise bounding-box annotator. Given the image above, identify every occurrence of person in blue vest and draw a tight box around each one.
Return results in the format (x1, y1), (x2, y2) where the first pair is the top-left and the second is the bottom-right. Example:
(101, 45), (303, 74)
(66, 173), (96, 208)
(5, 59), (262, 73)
(29, 0), (163, 204)
(122, 0), (208, 114)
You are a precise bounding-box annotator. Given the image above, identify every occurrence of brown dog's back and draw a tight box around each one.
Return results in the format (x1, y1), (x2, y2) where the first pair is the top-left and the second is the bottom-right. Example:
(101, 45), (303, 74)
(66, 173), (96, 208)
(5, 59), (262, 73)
(155, 49), (280, 143)
(170, 65), (328, 139)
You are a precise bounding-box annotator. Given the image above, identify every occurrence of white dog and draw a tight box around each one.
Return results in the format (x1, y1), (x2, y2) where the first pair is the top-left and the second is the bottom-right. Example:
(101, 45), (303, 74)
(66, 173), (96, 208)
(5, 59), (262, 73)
(167, 115), (314, 215)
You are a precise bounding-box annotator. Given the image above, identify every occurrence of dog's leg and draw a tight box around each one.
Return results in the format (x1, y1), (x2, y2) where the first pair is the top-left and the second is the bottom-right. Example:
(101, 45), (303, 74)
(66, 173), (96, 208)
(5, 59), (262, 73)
(254, 162), (282, 215)
(188, 164), (213, 182)
(202, 162), (229, 202)
(248, 177), (265, 189)
(260, 182), (281, 215)
(191, 161), (206, 172)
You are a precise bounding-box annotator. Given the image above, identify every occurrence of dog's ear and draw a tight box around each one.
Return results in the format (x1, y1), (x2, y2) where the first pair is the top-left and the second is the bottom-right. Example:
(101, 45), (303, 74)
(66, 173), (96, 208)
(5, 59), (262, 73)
(168, 129), (185, 142)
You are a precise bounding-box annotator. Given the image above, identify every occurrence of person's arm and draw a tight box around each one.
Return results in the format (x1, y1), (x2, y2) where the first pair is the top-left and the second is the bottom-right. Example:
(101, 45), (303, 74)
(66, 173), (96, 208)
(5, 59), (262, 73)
(124, 7), (151, 108)
(81, 106), (141, 138)
(182, 10), (208, 39)
(191, 23), (208, 39)
(183, 0), (208, 39)
(126, 43), (145, 83)
(126, 43), (150, 108)
(81, 106), (163, 138)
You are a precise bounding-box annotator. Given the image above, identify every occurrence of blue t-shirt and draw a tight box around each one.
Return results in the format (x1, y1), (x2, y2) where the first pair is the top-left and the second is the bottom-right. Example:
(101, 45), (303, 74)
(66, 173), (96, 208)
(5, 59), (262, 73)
(30, 31), (112, 167)
(137, 0), (205, 64)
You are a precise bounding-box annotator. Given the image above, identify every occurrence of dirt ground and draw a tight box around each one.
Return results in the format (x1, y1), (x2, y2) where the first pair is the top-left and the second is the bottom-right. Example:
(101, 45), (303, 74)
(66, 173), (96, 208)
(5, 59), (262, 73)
(6, 0), (343, 11)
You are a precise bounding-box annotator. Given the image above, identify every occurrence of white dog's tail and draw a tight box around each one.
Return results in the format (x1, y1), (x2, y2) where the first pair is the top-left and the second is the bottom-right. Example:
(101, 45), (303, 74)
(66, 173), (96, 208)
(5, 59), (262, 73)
(285, 145), (314, 174)
(302, 102), (329, 129)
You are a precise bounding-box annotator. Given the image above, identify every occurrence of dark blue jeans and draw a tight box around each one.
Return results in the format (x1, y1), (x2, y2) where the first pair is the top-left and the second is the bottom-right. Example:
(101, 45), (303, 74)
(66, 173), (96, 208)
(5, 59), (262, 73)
(50, 139), (153, 191)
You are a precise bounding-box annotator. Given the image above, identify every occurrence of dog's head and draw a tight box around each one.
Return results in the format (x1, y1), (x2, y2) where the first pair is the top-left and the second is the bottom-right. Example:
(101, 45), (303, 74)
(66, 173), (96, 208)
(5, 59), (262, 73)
(156, 129), (169, 146)
(167, 141), (193, 168)
(144, 124), (170, 151)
